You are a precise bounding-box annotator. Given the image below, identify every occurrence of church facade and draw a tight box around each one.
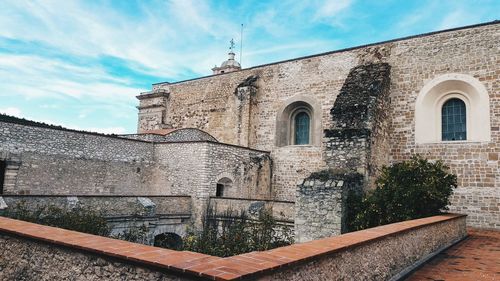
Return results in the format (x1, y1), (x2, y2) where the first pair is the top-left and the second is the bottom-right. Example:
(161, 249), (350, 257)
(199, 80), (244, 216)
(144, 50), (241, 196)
(136, 21), (499, 230)
(0, 21), (498, 240)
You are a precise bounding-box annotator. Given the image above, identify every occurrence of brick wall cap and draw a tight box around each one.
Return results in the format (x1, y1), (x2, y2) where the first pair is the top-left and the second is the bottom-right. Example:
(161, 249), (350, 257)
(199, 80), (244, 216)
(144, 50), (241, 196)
(0, 214), (466, 280)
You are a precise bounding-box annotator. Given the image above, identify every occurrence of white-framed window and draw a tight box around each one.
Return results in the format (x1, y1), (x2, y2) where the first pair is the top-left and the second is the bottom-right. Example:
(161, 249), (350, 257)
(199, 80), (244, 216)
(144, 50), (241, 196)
(415, 73), (490, 143)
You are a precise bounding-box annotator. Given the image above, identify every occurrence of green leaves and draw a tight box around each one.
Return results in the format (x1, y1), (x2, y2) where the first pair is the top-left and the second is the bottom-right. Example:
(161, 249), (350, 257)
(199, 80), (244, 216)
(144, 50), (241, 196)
(179, 206), (293, 257)
(2, 201), (110, 236)
(347, 155), (457, 231)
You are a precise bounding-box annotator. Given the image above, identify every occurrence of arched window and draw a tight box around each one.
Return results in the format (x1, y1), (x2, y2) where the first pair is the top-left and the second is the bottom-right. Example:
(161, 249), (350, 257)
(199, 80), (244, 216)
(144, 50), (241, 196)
(216, 177), (232, 197)
(294, 111), (310, 145)
(442, 98), (466, 141)
(276, 97), (321, 147)
(415, 73), (490, 143)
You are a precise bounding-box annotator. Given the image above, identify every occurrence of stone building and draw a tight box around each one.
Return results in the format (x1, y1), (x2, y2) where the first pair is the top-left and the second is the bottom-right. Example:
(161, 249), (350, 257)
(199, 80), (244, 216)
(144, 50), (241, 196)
(0, 21), (498, 242)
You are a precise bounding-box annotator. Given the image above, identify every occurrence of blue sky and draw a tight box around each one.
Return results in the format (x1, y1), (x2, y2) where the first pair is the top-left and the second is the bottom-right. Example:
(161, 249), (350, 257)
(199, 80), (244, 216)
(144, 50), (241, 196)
(0, 0), (498, 134)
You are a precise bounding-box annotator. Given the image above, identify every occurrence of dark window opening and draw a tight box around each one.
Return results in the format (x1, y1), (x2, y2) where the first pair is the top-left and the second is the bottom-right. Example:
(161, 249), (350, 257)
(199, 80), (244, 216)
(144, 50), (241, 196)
(0, 161), (6, 194)
(154, 233), (183, 250)
(216, 184), (224, 197)
(442, 98), (467, 141)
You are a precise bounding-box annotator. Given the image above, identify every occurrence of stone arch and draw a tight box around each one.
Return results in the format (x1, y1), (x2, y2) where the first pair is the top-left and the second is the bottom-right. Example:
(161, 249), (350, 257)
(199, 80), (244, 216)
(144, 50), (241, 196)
(151, 224), (187, 240)
(153, 232), (183, 250)
(415, 73), (490, 143)
(275, 95), (322, 147)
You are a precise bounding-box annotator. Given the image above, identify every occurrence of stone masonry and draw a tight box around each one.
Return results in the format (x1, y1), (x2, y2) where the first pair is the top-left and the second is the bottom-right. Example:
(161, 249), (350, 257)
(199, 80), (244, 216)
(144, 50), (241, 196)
(0, 21), (498, 238)
(137, 22), (499, 229)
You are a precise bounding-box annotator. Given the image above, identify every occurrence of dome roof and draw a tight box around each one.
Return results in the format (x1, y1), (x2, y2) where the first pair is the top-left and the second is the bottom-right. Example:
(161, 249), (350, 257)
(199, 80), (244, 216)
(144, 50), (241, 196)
(212, 52), (241, 74)
(221, 58), (241, 68)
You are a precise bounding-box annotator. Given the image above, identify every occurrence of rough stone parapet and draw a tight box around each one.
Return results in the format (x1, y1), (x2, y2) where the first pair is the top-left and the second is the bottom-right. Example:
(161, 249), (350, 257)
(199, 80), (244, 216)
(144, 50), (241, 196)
(0, 214), (467, 281)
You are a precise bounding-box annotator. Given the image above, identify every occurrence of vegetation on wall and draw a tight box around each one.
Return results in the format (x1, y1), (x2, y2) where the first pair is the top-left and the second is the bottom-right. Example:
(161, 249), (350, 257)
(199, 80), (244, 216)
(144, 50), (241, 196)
(346, 155), (457, 232)
(1, 201), (292, 257)
(1, 201), (110, 236)
(182, 205), (293, 257)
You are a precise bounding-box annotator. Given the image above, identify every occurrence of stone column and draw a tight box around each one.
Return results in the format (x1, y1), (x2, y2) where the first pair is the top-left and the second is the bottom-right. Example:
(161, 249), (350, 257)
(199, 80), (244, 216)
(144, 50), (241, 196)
(234, 85), (256, 147)
(136, 89), (170, 133)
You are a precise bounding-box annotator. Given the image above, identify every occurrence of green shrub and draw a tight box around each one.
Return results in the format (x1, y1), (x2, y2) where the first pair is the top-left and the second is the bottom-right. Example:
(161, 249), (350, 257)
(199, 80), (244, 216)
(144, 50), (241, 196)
(180, 205), (293, 257)
(112, 223), (149, 243)
(1, 201), (110, 236)
(347, 155), (457, 231)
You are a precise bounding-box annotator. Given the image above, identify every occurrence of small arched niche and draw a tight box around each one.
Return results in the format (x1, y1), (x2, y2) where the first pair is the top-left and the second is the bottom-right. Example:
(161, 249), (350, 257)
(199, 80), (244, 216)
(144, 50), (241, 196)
(153, 232), (183, 250)
(276, 95), (322, 147)
(216, 177), (232, 197)
(415, 73), (490, 143)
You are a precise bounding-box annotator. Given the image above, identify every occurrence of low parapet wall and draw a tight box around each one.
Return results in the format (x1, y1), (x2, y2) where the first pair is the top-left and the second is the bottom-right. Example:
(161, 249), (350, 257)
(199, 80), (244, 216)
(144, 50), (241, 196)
(0, 195), (192, 216)
(209, 197), (294, 223)
(0, 214), (466, 281)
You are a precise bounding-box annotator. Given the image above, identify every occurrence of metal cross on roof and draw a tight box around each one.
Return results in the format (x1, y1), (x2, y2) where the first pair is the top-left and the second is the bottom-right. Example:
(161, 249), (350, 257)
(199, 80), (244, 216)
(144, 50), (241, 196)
(229, 39), (235, 53)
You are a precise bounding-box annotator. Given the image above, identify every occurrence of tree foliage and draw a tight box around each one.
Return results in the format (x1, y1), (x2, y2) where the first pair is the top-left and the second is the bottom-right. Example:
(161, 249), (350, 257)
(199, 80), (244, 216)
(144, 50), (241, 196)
(347, 155), (457, 231)
(182, 205), (293, 257)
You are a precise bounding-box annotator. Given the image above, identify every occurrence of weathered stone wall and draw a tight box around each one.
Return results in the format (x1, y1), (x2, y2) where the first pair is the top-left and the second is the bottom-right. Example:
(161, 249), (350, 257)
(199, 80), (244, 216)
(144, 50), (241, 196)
(162, 129), (217, 142)
(386, 23), (499, 228)
(0, 120), (270, 203)
(294, 173), (362, 242)
(0, 121), (153, 162)
(0, 214), (467, 281)
(154, 142), (271, 226)
(139, 22), (499, 228)
(0, 234), (197, 281)
(0, 195), (191, 217)
(209, 197), (294, 223)
(258, 215), (467, 281)
(9, 152), (164, 195)
(122, 128), (217, 143)
(0, 195), (193, 244)
(0, 121), (160, 195)
(154, 142), (271, 199)
(324, 63), (391, 186)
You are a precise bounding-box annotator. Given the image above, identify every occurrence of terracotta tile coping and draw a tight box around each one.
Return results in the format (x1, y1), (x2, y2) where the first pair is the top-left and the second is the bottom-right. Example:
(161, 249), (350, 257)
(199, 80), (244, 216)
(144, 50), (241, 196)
(0, 214), (466, 281)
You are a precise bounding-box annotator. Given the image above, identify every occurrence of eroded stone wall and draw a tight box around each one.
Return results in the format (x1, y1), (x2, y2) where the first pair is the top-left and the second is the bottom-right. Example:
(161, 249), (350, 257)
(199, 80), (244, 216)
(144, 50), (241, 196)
(259, 215), (467, 281)
(294, 173), (363, 242)
(324, 63), (391, 185)
(0, 121), (160, 195)
(0, 234), (196, 281)
(209, 197), (294, 223)
(138, 23), (499, 228)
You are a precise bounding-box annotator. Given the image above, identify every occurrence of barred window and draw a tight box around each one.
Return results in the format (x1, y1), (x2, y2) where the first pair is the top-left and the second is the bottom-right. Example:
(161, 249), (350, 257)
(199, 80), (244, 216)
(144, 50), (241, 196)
(442, 98), (466, 141)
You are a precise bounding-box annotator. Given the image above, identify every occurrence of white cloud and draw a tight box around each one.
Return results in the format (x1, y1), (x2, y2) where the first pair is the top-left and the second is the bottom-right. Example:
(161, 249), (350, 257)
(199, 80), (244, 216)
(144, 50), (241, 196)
(314, 0), (353, 21)
(0, 0), (237, 78)
(76, 126), (127, 135)
(438, 9), (476, 30)
(29, 117), (127, 135)
(0, 107), (22, 117)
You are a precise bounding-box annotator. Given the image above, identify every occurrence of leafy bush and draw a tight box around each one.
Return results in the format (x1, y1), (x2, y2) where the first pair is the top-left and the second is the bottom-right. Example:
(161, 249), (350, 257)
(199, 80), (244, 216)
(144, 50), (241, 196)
(181, 205), (293, 257)
(347, 155), (457, 231)
(112, 223), (149, 244)
(1, 201), (110, 236)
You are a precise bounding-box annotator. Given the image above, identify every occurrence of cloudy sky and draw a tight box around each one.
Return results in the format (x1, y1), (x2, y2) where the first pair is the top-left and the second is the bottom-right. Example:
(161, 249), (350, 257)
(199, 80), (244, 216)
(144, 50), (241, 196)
(0, 0), (498, 134)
